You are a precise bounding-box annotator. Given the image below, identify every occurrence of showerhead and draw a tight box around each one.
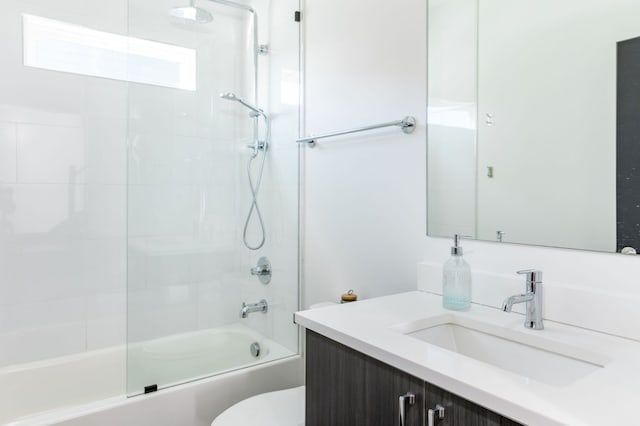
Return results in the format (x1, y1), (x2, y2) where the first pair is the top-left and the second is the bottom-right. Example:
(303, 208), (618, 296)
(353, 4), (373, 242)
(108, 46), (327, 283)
(169, 0), (213, 24)
(220, 92), (267, 119)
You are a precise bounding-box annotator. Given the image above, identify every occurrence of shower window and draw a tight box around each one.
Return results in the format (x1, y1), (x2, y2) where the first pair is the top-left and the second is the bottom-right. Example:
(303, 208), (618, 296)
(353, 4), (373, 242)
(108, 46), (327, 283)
(23, 14), (196, 90)
(23, 14), (197, 90)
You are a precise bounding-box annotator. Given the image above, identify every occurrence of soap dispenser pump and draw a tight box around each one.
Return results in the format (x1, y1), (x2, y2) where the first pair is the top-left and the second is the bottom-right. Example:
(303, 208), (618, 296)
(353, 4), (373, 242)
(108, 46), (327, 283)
(443, 234), (471, 310)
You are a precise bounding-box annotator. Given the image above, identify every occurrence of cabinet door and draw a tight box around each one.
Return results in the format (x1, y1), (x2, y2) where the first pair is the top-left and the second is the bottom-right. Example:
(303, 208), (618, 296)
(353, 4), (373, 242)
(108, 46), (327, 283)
(306, 330), (424, 426)
(425, 382), (523, 426)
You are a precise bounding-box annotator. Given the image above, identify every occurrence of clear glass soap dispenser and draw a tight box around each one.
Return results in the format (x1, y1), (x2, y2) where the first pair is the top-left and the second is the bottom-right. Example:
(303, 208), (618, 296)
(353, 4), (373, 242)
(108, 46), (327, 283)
(443, 234), (471, 310)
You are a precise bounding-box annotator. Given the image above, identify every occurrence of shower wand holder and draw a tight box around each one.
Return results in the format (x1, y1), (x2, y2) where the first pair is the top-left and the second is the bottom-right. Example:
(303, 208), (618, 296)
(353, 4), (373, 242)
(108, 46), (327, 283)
(246, 141), (268, 151)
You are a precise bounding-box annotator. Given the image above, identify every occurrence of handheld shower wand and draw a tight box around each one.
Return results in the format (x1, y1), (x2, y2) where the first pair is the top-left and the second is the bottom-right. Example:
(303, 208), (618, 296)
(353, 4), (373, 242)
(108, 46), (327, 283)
(220, 92), (270, 251)
(220, 92), (268, 120)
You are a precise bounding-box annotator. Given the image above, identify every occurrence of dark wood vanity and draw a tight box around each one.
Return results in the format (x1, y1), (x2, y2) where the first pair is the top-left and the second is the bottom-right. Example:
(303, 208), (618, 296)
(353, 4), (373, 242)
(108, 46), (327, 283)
(305, 330), (523, 426)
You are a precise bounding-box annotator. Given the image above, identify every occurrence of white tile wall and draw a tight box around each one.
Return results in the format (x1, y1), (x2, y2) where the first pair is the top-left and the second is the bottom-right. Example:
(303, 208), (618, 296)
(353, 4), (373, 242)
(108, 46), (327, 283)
(0, 297), (85, 336)
(123, 0), (301, 360)
(0, 320), (86, 366)
(1, 0), (300, 376)
(4, 184), (74, 236)
(17, 124), (86, 184)
(83, 185), (126, 240)
(0, 0), (129, 368)
(0, 123), (17, 183)
(86, 290), (126, 350)
(85, 114), (127, 185)
(0, 106), (83, 129)
(0, 296), (86, 365)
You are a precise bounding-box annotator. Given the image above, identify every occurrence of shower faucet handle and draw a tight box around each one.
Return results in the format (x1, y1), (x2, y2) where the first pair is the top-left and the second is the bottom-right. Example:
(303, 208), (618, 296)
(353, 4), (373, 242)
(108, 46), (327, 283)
(250, 257), (271, 284)
(250, 265), (269, 275)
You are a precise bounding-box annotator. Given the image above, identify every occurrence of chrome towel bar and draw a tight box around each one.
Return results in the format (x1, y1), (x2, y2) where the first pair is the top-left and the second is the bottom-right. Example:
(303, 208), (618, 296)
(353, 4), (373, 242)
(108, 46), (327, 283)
(297, 116), (416, 147)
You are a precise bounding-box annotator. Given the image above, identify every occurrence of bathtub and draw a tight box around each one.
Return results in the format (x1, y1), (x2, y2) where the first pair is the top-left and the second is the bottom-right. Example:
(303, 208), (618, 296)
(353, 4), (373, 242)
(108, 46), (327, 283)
(1, 324), (302, 426)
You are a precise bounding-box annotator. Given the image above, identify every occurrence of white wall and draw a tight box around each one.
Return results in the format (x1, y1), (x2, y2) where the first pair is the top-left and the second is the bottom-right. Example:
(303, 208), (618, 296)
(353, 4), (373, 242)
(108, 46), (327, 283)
(303, 0), (640, 336)
(302, 0), (428, 306)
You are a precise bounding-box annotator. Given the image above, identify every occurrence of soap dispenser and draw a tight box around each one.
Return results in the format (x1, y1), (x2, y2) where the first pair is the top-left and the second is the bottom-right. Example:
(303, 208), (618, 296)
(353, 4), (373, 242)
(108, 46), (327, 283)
(443, 234), (471, 310)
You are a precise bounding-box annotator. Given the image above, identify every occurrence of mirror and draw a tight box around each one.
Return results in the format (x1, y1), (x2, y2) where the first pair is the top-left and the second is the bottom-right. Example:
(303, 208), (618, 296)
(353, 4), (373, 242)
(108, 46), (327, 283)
(427, 0), (640, 254)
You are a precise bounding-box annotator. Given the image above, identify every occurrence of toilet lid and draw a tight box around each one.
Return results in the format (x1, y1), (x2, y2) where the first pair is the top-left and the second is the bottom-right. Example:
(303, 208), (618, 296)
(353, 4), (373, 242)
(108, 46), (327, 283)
(211, 386), (305, 426)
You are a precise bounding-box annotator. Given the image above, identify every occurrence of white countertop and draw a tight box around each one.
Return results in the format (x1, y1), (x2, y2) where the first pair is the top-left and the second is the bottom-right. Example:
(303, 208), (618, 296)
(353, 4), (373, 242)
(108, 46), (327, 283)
(294, 291), (640, 426)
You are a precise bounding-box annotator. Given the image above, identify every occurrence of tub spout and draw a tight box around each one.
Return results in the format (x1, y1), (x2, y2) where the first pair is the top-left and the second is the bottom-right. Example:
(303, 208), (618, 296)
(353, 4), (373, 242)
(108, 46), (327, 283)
(240, 299), (268, 318)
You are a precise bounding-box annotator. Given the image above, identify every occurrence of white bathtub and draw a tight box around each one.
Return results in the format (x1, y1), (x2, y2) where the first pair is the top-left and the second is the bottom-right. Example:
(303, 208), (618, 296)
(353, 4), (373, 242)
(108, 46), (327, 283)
(1, 324), (302, 426)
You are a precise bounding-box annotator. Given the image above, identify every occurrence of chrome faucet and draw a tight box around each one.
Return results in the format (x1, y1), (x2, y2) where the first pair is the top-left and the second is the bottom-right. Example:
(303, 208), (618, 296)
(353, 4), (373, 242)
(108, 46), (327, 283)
(502, 269), (544, 330)
(240, 299), (268, 319)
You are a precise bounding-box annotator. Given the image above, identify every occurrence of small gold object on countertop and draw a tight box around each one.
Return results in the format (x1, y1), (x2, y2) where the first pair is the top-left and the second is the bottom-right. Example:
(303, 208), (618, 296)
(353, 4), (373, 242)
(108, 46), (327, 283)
(341, 289), (357, 303)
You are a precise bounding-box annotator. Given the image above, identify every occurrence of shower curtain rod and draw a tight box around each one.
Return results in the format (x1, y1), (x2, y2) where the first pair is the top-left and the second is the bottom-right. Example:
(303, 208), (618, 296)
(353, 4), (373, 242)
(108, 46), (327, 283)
(297, 116), (416, 147)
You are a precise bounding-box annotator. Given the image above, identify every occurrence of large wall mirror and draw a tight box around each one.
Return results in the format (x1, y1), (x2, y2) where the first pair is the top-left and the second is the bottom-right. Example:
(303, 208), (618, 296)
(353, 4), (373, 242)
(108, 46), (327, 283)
(427, 0), (640, 254)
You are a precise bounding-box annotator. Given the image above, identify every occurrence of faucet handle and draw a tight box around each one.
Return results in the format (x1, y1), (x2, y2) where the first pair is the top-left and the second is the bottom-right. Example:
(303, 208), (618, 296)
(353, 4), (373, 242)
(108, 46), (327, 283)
(517, 269), (543, 283)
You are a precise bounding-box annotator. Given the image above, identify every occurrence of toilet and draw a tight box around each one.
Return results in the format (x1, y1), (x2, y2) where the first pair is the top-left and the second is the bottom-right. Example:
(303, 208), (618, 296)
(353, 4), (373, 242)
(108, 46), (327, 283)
(211, 385), (305, 426)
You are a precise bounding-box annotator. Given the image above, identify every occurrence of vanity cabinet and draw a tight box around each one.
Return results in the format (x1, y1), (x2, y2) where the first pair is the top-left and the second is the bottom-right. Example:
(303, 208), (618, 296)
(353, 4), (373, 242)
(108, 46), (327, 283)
(305, 329), (424, 426)
(424, 382), (522, 426)
(305, 330), (523, 426)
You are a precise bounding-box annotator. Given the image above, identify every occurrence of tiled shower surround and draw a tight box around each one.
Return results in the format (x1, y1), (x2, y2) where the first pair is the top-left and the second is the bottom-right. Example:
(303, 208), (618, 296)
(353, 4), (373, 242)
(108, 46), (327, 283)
(0, 0), (300, 376)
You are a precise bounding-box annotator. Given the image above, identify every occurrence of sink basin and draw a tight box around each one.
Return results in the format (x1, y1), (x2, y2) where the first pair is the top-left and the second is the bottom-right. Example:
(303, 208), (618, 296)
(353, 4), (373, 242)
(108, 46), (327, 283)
(392, 315), (607, 387)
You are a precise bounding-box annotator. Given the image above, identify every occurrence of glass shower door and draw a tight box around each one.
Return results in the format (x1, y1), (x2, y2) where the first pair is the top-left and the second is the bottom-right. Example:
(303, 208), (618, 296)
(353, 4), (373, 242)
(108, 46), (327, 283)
(126, 0), (300, 396)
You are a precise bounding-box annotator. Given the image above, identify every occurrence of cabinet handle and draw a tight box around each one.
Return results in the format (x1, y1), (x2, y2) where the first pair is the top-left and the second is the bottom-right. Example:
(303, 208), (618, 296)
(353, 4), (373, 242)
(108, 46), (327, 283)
(428, 404), (445, 426)
(398, 392), (415, 426)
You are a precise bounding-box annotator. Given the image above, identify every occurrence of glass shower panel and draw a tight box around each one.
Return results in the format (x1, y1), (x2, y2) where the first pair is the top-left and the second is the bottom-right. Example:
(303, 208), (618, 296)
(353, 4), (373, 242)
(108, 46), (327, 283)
(126, 0), (300, 396)
(0, 0), (129, 421)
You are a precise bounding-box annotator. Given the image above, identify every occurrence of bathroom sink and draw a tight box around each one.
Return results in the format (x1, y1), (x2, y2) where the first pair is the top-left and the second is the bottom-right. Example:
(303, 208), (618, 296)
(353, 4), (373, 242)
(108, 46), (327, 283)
(392, 315), (607, 386)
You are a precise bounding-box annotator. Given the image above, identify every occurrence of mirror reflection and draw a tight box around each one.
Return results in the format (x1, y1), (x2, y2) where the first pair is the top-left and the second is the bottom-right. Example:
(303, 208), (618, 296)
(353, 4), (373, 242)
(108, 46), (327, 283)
(427, 0), (640, 254)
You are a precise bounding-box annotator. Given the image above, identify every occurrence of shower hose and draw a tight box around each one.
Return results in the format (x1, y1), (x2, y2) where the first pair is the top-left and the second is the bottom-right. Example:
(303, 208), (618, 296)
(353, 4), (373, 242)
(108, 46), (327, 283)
(243, 116), (270, 250)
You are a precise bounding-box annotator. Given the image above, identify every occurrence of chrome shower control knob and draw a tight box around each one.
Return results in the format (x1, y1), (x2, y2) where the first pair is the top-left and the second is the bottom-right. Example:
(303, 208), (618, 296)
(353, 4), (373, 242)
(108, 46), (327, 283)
(250, 257), (272, 284)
